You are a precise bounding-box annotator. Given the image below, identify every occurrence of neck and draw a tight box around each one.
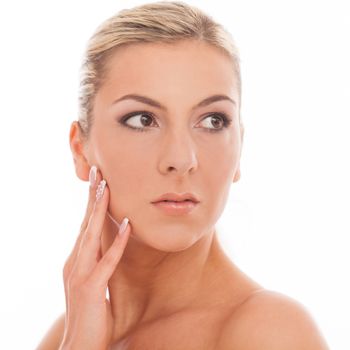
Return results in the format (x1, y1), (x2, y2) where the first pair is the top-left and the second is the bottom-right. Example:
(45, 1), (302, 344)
(100, 213), (226, 340)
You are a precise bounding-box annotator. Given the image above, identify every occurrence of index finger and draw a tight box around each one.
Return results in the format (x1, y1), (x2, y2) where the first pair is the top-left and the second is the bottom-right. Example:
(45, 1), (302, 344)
(64, 166), (102, 277)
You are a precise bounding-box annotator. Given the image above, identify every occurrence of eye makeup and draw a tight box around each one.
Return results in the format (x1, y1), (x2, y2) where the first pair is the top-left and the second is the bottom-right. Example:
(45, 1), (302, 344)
(117, 110), (233, 133)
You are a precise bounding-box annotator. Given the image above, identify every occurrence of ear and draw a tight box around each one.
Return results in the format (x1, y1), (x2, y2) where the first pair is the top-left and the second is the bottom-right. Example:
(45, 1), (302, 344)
(69, 121), (91, 182)
(233, 122), (244, 183)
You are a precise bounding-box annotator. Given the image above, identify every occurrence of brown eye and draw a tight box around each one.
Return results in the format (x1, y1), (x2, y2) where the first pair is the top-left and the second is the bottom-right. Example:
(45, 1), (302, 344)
(120, 112), (156, 132)
(210, 115), (223, 128)
(199, 113), (232, 133)
(139, 114), (153, 126)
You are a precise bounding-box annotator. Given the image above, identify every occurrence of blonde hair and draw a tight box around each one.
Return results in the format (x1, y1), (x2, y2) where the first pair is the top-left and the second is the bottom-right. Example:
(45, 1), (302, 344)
(78, 0), (242, 140)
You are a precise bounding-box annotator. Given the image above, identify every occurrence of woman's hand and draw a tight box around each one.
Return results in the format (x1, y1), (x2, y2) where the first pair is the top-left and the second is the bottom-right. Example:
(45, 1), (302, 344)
(59, 167), (131, 350)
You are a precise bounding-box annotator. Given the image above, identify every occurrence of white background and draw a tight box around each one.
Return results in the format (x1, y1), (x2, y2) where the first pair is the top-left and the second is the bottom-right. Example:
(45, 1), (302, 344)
(0, 0), (349, 349)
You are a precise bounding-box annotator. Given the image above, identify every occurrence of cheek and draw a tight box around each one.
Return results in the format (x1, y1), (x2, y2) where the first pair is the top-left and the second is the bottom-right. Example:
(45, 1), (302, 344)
(201, 141), (238, 214)
(203, 153), (233, 203)
(203, 136), (238, 178)
(108, 152), (151, 207)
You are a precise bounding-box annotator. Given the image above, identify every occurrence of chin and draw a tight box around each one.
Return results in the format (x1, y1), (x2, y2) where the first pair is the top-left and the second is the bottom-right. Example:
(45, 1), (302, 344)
(129, 221), (205, 252)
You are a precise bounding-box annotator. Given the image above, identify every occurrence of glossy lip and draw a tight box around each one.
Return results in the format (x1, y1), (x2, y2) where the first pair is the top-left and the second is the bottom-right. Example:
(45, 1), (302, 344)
(151, 192), (200, 203)
(151, 200), (198, 216)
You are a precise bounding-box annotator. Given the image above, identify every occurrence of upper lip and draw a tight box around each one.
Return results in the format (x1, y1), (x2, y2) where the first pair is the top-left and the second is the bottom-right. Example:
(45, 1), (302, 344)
(152, 192), (200, 203)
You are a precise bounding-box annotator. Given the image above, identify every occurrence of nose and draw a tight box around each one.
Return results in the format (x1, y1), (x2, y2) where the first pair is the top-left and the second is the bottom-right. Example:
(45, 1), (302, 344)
(158, 129), (198, 177)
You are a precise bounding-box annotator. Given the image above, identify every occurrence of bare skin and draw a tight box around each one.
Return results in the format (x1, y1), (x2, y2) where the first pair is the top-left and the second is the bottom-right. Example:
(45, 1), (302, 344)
(37, 39), (329, 349)
(70, 39), (247, 344)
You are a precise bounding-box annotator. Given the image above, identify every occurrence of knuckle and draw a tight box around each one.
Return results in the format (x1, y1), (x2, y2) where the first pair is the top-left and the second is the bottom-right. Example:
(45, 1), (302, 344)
(102, 251), (115, 267)
(78, 281), (94, 300)
(63, 259), (72, 280)
(80, 220), (87, 232)
(65, 265), (83, 289)
(82, 230), (96, 246)
(63, 265), (70, 281)
(66, 275), (80, 292)
(83, 229), (93, 241)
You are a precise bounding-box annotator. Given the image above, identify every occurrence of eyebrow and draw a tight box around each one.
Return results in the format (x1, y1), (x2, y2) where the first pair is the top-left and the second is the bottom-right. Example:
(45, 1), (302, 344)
(111, 93), (236, 111)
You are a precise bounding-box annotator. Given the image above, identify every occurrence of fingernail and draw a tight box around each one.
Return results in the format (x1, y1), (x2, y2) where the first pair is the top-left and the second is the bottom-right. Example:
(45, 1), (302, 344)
(119, 217), (129, 236)
(96, 179), (106, 201)
(89, 165), (97, 187)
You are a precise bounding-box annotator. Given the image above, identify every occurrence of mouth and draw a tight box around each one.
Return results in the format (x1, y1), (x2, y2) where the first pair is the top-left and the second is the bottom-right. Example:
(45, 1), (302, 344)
(151, 192), (200, 204)
(151, 199), (198, 215)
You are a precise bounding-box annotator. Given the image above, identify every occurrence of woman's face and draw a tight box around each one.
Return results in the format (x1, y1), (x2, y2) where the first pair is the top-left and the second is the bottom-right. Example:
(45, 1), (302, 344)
(85, 40), (242, 251)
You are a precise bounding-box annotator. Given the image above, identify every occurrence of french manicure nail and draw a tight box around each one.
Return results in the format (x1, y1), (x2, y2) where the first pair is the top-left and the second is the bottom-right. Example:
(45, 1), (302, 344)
(96, 179), (106, 201)
(119, 217), (129, 236)
(89, 165), (97, 187)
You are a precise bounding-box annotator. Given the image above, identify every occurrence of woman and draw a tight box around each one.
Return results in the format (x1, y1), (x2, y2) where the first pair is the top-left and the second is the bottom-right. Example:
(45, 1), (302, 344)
(37, 1), (329, 349)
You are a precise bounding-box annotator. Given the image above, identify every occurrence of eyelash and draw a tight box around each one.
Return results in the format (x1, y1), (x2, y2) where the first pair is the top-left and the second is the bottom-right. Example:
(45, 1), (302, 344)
(118, 111), (232, 133)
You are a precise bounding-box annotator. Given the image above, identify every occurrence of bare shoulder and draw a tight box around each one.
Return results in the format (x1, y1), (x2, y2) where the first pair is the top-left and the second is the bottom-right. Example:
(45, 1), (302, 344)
(35, 312), (65, 350)
(216, 289), (330, 350)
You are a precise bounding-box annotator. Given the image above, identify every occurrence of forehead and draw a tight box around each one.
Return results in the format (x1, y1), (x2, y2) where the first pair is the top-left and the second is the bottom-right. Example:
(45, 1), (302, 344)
(99, 40), (238, 103)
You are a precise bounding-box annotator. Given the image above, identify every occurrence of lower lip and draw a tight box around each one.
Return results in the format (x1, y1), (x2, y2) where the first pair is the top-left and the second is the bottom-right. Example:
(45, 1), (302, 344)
(151, 200), (198, 215)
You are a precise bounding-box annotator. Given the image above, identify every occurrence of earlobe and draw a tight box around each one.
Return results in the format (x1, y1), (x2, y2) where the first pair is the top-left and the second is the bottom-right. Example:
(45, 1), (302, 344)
(69, 121), (91, 182)
(233, 168), (241, 183)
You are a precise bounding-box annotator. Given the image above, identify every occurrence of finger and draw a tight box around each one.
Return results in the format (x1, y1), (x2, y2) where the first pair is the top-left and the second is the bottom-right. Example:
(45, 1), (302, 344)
(80, 167), (103, 232)
(90, 221), (131, 287)
(72, 179), (110, 279)
(70, 169), (103, 261)
(64, 167), (102, 279)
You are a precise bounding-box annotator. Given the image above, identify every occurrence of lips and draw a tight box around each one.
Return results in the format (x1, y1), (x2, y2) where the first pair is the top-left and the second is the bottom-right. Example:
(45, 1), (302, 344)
(151, 198), (198, 215)
(152, 192), (200, 203)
